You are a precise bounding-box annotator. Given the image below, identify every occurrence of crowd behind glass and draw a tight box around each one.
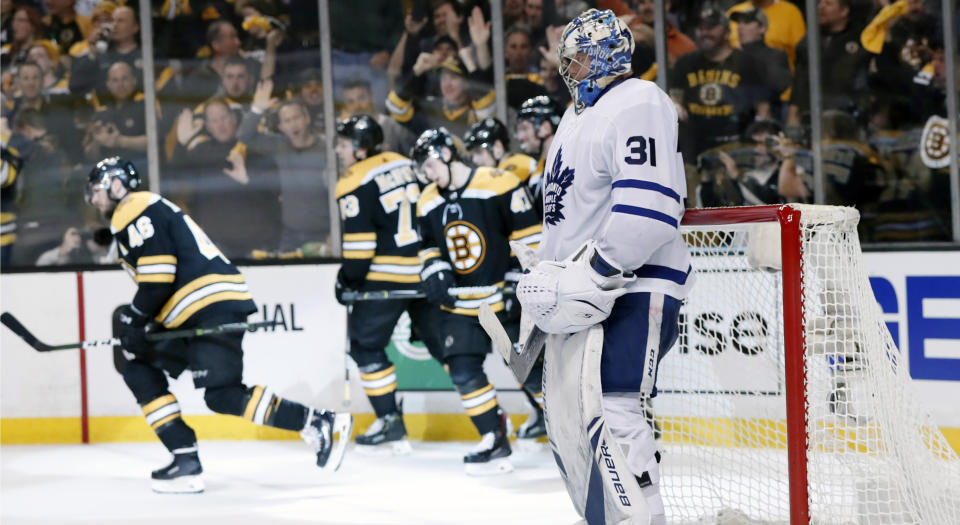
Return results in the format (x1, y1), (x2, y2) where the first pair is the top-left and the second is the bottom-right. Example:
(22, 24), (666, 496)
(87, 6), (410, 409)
(0, 0), (956, 267)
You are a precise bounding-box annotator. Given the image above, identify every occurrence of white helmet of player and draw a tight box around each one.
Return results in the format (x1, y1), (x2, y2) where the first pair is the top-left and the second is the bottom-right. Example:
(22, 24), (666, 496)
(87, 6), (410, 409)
(517, 240), (634, 334)
(558, 9), (634, 114)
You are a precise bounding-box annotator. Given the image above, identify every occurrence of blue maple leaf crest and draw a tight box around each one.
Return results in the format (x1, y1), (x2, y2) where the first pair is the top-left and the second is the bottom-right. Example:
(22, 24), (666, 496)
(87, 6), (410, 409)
(543, 147), (574, 226)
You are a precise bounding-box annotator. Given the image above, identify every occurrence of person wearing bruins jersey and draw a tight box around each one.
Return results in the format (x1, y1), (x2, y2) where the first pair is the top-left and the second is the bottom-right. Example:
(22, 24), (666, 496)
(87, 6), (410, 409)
(85, 157), (352, 493)
(514, 96), (564, 214)
(463, 116), (546, 442)
(333, 114), (444, 453)
(412, 127), (542, 475)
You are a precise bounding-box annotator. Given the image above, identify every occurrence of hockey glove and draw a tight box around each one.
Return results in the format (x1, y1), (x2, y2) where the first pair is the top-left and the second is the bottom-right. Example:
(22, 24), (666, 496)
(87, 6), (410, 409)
(420, 260), (456, 308)
(118, 304), (151, 355)
(517, 240), (634, 334)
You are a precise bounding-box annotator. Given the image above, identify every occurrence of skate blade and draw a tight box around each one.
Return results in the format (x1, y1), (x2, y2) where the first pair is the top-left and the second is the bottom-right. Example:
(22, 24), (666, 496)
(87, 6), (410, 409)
(464, 458), (513, 477)
(514, 438), (547, 454)
(354, 439), (412, 457)
(323, 413), (354, 472)
(151, 475), (204, 494)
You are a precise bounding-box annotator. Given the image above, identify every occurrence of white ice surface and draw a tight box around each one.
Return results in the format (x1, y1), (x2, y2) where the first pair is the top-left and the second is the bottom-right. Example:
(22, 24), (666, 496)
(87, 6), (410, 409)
(1, 440), (582, 524)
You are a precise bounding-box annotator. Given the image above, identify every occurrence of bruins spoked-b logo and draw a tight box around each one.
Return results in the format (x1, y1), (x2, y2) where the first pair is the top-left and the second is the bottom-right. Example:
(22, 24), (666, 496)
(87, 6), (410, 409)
(921, 115), (952, 169)
(444, 220), (486, 274)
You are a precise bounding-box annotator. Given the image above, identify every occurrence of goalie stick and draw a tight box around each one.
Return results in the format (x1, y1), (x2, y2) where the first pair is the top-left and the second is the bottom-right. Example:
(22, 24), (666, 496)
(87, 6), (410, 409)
(1, 312), (278, 352)
(478, 303), (546, 383)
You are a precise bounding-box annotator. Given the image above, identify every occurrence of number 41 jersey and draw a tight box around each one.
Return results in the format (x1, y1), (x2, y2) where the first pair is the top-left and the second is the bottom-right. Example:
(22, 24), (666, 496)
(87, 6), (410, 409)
(538, 77), (694, 300)
(110, 191), (256, 329)
(335, 152), (424, 290)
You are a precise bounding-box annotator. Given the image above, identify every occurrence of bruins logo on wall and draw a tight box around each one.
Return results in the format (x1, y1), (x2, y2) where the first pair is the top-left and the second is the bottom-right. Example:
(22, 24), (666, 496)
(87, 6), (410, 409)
(444, 220), (485, 274)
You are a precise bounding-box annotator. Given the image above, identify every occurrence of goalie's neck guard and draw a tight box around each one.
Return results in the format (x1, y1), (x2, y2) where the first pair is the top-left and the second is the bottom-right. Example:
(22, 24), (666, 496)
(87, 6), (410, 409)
(558, 9), (634, 114)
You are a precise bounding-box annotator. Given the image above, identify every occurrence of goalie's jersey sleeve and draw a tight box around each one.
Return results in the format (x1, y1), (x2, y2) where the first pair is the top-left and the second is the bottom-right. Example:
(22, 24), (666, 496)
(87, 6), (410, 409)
(416, 167), (541, 317)
(110, 191), (257, 328)
(335, 152), (423, 289)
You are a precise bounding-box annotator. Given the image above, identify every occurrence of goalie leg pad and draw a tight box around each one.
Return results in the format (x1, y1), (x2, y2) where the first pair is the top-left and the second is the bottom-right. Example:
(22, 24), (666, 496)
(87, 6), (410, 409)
(604, 394), (666, 523)
(543, 325), (649, 525)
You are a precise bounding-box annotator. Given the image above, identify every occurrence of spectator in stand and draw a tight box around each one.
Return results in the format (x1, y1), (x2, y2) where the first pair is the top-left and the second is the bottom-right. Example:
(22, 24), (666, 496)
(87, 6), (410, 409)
(504, 24), (548, 109)
(504, 0), (526, 28)
(167, 98), (281, 258)
(339, 77), (416, 155)
(524, 0), (547, 47)
(787, 0), (871, 129)
(778, 109), (885, 208)
(5, 107), (76, 265)
(217, 55), (255, 107)
(1, 6), (46, 85)
(329, 0), (403, 114)
(43, 0), (87, 65)
(393, 0), (468, 81)
(294, 67), (325, 135)
(239, 79), (330, 255)
(68, 5), (140, 100)
(181, 20), (273, 111)
(535, 24), (570, 107)
(696, 119), (789, 207)
(1, 0), (14, 49)
(83, 61), (147, 168)
(27, 42), (71, 95)
(670, 6), (770, 159)
(730, 8), (791, 111)
(35, 226), (98, 265)
(727, 0), (806, 70)
(633, 0), (696, 67)
(67, 0), (116, 62)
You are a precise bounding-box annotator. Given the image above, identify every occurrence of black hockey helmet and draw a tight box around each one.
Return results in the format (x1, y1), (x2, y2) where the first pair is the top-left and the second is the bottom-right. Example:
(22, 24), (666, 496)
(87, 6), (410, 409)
(410, 127), (466, 167)
(336, 114), (383, 156)
(86, 156), (142, 203)
(517, 95), (563, 131)
(464, 117), (510, 152)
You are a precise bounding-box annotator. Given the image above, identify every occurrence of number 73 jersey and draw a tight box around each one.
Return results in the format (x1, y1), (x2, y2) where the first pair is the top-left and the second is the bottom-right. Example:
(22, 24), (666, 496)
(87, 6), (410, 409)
(110, 191), (256, 329)
(335, 152), (424, 289)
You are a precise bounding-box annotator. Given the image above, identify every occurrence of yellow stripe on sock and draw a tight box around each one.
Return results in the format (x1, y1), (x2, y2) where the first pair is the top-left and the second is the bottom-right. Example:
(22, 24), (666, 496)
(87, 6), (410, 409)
(151, 413), (180, 430)
(461, 383), (493, 400)
(364, 383), (398, 396)
(360, 366), (396, 381)
(142, 394), (176, 415)
(243, 386), (265, 421)
(464, 399), (498, 417)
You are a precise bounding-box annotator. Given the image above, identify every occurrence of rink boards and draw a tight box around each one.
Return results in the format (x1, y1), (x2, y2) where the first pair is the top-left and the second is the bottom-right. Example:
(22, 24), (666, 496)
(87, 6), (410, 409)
(1, 252), (958, 450)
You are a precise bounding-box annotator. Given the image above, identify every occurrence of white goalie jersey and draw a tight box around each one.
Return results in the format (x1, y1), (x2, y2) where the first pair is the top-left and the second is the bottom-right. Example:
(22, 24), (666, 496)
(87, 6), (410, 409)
(538, 77), (694, 300)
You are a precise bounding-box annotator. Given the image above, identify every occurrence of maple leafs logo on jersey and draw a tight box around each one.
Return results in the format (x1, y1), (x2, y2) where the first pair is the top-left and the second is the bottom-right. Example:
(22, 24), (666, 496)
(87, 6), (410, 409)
(543, 147), (574, 226)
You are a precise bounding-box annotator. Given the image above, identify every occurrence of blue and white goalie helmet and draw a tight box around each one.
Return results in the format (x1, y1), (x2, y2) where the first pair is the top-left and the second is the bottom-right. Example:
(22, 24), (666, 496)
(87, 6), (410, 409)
(558, 9), (634, 114)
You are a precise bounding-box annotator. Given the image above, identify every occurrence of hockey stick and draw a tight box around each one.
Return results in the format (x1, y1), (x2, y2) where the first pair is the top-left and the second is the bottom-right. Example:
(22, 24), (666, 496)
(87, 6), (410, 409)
(0, 312), (278, 352)
(340, 285), (515, 305)
(478, 303), (546, 383)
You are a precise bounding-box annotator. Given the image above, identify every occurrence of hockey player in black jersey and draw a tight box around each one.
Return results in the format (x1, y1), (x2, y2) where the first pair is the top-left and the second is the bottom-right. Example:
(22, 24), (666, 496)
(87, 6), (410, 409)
(333, 115), (445, 454)
(463, 117), (546, 442)
(514, 95), (564, 213)
(86, 157), (353, 493)
(411, 127), (543, 475)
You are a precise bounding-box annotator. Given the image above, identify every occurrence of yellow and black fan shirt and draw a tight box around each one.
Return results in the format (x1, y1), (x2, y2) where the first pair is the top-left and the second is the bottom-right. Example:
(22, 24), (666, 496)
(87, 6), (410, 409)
(335, 152), (425, 290)
(111, 191), (256, 329)
(416, 167), (541, 317)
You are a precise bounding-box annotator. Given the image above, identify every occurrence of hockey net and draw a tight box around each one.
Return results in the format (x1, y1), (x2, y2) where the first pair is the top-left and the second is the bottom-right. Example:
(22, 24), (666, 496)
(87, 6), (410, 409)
(652, 204), (960, 524)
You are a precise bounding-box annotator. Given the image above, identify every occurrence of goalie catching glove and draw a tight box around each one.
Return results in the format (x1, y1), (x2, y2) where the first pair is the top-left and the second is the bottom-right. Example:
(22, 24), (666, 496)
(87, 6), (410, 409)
(118, 304), (151, 354)
(516, 240), (634, 334)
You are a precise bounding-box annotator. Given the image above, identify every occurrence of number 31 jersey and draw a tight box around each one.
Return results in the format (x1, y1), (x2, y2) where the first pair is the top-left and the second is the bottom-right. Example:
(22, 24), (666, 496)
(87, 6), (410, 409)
(110, 191), (256, 329)
(538, 78), (694, 300)
(335, 152), (424, 289)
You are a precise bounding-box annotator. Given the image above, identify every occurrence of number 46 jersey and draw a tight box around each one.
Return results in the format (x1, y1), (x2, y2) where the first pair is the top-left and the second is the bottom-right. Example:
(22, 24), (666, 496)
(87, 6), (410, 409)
(335, 152), (424, 290)
(110, 191), (257, 329)
(538, 77), (694, 300)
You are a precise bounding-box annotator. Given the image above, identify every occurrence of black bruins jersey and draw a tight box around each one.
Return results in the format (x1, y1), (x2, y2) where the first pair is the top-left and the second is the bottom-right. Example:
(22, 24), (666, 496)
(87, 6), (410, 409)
(335, 152), (423, 289)
(417, 167), (541, 317)
(111, 191), (256, 329)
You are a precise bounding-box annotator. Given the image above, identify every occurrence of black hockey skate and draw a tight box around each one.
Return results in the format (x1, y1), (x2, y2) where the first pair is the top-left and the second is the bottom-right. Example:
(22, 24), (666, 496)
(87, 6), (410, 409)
(301, 408), (354, 471)
(464, 411), (513, 476)
(355, 411), (412, 456)
(151, 450), (204, 494)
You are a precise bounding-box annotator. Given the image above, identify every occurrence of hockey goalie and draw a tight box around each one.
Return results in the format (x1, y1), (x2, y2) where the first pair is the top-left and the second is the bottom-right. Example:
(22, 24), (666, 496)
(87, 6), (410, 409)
(515, 9), (693, 525)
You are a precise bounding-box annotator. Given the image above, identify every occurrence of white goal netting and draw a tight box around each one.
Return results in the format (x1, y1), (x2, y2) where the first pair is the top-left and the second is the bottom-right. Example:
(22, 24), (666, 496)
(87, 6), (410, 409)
(652, 204), (960, 524)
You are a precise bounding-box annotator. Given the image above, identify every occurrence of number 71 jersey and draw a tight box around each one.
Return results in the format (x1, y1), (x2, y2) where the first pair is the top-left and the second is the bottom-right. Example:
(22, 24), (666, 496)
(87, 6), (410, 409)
(110, 191), (256, 329)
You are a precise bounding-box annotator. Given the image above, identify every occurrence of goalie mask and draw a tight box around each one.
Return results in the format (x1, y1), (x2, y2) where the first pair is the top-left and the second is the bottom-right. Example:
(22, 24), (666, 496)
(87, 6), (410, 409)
(558, 9), (634, 114)
(86, 156), (142, 204)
